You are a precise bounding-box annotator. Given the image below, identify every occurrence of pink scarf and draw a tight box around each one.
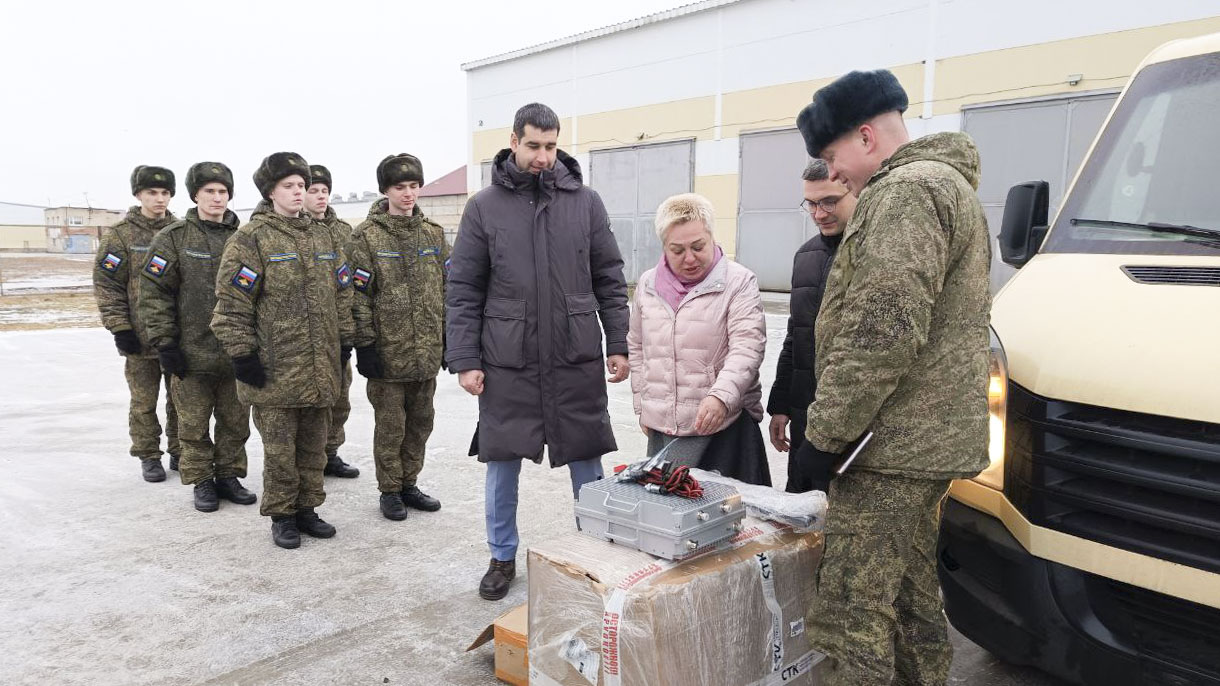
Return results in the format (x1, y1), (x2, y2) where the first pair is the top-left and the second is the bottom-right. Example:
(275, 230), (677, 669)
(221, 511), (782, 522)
(654, 245), (723, 313)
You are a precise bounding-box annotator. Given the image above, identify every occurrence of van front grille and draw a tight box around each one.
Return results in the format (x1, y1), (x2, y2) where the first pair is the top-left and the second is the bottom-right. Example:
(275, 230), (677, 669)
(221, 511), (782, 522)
(1122, 265), (1220, 286)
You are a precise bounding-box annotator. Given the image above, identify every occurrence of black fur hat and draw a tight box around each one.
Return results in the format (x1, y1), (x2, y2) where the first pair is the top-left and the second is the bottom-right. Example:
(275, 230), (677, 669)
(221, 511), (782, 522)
(797, 69), (909, 158)
(186, 161), (234, 201)
(253, 152), (311, 199)
(309, 165), (332, 192)
(376, 154), (424, 193)
(130, 165), (176, 197)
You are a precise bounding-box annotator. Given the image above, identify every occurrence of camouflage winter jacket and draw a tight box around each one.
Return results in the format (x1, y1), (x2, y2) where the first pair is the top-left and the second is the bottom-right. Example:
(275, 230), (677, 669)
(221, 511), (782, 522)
(349, 199), (448, 382)
(315, 206), (353, 244)
(93, 206), (177, 359)
(137, 208), (240, 375)
(807, 132), (992, 479)
(210, 201), (355, 407)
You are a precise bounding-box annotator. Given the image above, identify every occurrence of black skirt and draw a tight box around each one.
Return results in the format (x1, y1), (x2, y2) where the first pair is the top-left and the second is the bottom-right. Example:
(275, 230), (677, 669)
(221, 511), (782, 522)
(646, 412), (772, 487)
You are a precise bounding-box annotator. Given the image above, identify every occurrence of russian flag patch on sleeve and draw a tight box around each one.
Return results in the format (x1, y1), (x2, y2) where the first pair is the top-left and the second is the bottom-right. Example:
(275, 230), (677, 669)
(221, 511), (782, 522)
(231, 265), (260, 293)
(144, 254), (169, 277)
(353, 268), (372, 292)
(100, 252), (122, 273)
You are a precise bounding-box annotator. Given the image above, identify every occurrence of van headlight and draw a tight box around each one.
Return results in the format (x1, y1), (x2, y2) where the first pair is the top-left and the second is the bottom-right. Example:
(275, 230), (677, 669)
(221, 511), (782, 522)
(975, 327), (1007, 490)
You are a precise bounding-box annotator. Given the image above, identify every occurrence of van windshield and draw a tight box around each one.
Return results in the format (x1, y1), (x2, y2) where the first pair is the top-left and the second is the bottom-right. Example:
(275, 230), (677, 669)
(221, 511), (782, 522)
(1043, 53), (1220, 256)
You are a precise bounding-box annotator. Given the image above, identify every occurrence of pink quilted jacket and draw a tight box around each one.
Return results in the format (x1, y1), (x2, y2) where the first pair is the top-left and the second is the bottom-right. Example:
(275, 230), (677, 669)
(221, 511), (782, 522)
(627, 258), (767, 436)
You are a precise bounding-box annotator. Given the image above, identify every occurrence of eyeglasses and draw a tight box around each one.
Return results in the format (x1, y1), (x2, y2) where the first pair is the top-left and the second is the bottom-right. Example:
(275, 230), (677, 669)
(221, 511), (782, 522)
(800, 195), (844, 214)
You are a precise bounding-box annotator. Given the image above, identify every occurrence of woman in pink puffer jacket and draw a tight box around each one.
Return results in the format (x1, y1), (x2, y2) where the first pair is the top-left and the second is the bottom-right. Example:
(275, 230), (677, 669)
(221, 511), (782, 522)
(627, 193), (771, 485)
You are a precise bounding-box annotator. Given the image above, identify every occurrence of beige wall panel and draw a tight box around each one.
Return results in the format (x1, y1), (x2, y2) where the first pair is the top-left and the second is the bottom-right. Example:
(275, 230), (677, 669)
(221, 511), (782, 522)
(721, 63), (924, 138)
(0, 225), (47, 250)
(694, 174), (739, 256)
(934, 17), (1220, 115)
(579, 97), (716, 153)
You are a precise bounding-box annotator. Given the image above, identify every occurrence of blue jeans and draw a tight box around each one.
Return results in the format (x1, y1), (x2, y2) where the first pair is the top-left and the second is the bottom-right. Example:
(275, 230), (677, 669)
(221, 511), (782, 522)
(485, 457), (604, 561)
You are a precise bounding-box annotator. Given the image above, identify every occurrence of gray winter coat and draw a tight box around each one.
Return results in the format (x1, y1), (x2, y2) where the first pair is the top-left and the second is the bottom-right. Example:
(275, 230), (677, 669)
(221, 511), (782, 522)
(445, 149), (629, 467)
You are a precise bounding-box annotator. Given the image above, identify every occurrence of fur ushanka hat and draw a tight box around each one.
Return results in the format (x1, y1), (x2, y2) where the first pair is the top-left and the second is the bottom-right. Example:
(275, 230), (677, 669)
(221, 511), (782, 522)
(796, 69), (909, 158)
(253, 152), (311, 199)
(130, 165), (176, 196)
(186, 161), (234, 201)
(376, 154), (424, 193)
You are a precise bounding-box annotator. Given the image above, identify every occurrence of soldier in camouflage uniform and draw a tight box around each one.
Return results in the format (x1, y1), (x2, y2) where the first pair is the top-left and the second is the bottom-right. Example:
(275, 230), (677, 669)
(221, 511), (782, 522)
(795, 70), (992, 685)
(304, 164), (360, 480)
(138, 162), (256, 513)
(349, 154), (446, 521)
(210, 152), (355, 549)
(93, 165), (181, 483)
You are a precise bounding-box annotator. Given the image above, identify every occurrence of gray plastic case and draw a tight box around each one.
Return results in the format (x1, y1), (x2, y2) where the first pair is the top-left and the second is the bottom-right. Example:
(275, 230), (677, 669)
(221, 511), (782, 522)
(574, 478), (746, 560)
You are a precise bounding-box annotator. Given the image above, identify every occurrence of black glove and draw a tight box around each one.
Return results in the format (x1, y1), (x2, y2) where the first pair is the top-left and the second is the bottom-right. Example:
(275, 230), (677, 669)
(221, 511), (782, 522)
(158, 344), (187, 379)
(790, 441), (841, 494)
(232, 354), (267, 388)
(113, 330), (142, 355)
(355, 346), (384, 379)
(340, 345), (352, 364)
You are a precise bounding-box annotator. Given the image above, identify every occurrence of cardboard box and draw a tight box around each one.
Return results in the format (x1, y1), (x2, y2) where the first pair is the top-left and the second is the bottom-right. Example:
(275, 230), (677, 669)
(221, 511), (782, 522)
(527, 518), (824, 686)
(468, 603), (528, 686)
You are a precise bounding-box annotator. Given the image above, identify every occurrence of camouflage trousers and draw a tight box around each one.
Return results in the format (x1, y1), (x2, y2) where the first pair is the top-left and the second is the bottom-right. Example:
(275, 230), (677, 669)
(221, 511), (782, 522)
(366, 378), (436, 493)
(252, 406), (329, 517)
(325, 361), (352, 458)
(171, 373), (251, 486)
(809, 471), (953, 686)
(123, 356), (179, 461)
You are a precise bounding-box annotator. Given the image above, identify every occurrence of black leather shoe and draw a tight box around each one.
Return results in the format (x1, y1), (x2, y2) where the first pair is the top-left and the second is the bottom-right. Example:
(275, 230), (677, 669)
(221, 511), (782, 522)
(295, 508), (336, 538)
(141, 458), (166, 483)
(401, 485), (441, 512)
(193, 479), (219, 512)
(323, 454), (360, 478)
(271, 516), (300, 549)
(479, 558), (516, 601)
(215, 476), (257, 505)
(168, 454), (180, 471)
(379, 493), (408, 521)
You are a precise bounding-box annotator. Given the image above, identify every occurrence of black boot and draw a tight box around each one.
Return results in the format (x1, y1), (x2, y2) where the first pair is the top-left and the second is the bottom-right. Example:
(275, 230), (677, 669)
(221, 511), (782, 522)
(295, 508), (336, 538)
(271, 516), (301, 549)
(215, 476), (257, 505)
(168, 454), (180, 471)
(380, 492), (408, 521)
(323, 454), (360, 478)
(479, 558), (516, 601)
(401, 485), (441, 512)
(193, 479), (219, 512)
(141, 458), (166, 483)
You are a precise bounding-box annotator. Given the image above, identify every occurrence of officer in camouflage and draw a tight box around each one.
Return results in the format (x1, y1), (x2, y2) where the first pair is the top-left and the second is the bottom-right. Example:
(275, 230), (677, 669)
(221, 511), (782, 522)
(94, 165), (181, 483)
(795, 70), (992, 685)
(211, 152), (355, 549)
(138, 161), (256, 513)
(304, 164), (360, 480)
(349, 154), (446, 521)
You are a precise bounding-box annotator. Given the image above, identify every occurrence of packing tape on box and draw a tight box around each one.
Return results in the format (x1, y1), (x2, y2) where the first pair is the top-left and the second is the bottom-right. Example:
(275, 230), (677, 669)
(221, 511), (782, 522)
(600, 519), (790, 686)
(755, 550), (785, 673)
(745, 649), (822, 686)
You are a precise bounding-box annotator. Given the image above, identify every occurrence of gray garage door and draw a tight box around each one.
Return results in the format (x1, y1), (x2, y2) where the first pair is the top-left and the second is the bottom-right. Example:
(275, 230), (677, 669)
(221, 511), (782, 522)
(589, 140), (694, 283)
(963, 92), (1118, 290)
(736, 128), (814, 291)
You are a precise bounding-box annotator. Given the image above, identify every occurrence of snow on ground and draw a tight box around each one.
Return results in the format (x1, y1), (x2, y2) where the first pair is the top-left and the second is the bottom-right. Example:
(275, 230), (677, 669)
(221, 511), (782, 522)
(0, 322), (1061, 685)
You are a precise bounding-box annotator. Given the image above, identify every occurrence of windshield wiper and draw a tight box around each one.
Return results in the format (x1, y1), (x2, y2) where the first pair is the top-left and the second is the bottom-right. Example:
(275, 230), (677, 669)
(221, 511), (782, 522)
(1071, 218), (1220, 244)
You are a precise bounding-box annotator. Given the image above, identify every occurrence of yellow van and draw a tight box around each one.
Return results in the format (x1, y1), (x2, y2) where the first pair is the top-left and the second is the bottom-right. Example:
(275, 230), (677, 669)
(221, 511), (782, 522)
(937, 32), (1220, 686)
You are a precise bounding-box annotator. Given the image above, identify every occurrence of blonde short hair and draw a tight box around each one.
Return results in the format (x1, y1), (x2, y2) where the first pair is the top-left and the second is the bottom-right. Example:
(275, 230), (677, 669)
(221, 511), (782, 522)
(654, 192), (715, 242)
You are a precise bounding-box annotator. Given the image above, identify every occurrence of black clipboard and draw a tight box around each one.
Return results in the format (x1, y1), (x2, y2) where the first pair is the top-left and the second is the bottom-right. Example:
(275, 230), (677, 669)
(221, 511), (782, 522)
(832, 431), (874, 476)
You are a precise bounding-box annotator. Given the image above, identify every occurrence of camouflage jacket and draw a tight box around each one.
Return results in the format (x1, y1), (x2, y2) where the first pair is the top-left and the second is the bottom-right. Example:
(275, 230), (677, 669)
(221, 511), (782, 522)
(315, 206), (353, 244)
(807, 132), (992, 479)
(349, 200), (448, 381)
(137, 208), (240, 375)
(93, 206), (177, 358)
(210, 201), (355, 407)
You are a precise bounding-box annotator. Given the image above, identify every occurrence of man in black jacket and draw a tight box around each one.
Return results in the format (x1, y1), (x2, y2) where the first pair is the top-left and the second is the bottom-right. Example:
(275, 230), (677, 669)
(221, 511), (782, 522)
(766, 158), (856, 492)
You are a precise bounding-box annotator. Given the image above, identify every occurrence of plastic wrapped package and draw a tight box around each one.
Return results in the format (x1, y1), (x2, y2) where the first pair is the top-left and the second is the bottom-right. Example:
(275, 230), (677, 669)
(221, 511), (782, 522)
(527, 518), (824, 686)
(688, 469), (828, 533)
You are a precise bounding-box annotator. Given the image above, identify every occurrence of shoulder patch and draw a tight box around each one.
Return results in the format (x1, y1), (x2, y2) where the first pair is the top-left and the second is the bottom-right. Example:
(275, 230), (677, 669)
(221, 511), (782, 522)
(353, 267), (372, 292)
(144, 254), (169, 277)
(100, 252), (122, 272)
(418, 246), (440, 257)
(231, 265), (260, 293)
(335, 262), (353, 288)
(267, 252), (298, 262)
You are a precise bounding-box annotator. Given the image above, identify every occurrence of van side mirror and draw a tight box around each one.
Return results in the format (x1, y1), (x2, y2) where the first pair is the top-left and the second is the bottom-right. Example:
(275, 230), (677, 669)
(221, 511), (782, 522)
(999, 181), (1049, 268)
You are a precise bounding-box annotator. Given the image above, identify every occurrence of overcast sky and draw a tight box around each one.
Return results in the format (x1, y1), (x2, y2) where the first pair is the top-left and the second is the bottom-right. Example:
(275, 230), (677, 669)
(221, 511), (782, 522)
(1, 0), (682, 212)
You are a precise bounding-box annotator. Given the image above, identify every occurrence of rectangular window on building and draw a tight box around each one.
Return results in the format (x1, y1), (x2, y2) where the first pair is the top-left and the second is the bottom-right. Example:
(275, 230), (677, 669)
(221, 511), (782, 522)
(68, 217), (83, 226)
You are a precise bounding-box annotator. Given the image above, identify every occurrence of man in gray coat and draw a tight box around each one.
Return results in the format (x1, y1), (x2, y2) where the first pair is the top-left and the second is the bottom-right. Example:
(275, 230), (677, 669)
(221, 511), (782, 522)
(446, 102), (630, 601)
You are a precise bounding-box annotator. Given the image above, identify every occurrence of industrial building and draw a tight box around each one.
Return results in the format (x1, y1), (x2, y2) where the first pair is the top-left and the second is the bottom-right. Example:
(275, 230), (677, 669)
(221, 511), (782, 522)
(462, 0), (1220, 289)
